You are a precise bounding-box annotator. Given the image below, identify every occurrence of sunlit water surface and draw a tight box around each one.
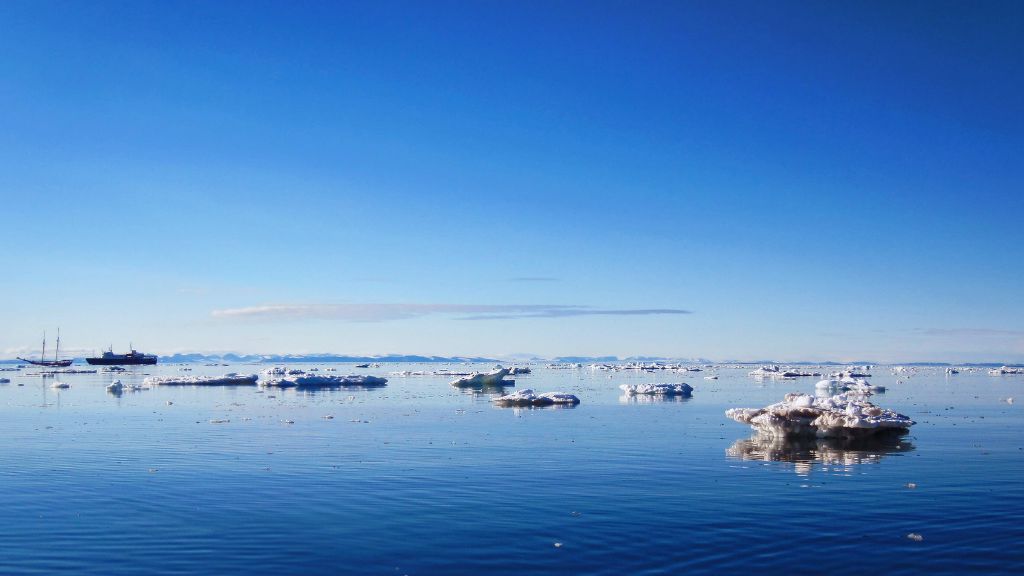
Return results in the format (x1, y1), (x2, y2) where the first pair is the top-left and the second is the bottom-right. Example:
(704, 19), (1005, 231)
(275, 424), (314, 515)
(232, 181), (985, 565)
(0, 364), (1021, 574)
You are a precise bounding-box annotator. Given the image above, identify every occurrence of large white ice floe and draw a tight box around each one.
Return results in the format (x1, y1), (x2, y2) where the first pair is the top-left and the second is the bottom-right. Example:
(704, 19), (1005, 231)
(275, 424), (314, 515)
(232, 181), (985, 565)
(260, 374), (387, 388)
(144, 373), (259, 386)
(491, 389), (580, 407)
(619, 383), (693, 397)
(725, 392), (913, 438)
(450, 368), (513, 388)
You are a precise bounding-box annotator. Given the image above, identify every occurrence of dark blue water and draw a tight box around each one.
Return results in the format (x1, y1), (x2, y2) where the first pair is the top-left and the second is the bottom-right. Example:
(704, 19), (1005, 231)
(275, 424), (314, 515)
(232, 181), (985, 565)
(0, 365), (1021, 574)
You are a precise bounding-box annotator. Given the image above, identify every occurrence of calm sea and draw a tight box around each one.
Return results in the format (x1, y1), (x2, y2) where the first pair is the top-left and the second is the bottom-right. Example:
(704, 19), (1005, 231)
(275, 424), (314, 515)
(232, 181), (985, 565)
(0, 363), (1020, 574)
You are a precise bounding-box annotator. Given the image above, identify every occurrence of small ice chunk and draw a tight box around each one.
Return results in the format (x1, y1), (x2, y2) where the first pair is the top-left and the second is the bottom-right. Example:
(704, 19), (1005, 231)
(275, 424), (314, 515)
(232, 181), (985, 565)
(106, 380), (124, 393)
(51, 381), (70, 389)
(906, 533), (924, 542)
(619, 383), (693, 397)
(491, 389), (580, 406)
(451, 368), (512, 388)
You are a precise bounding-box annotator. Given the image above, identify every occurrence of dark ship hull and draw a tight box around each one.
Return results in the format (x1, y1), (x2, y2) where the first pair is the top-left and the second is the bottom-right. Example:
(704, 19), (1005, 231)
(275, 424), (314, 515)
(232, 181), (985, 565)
(17, 358), (73, 367)
(86, 355), (157, 365)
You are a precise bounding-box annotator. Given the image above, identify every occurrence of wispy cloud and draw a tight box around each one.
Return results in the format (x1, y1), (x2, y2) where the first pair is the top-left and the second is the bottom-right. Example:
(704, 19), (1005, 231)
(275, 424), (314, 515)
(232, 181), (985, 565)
(211, 303), (692, 322)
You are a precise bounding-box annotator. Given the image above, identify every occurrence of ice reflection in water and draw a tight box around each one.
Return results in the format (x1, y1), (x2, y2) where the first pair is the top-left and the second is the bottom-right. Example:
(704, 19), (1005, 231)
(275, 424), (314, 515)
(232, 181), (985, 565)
(618, 394), (692, 404)
(727, 431), (914, 476)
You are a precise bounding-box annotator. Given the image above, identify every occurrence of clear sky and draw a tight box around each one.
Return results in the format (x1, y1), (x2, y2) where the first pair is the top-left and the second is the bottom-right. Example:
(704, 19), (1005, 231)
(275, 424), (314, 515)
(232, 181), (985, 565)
(2, 1), (1022, 362)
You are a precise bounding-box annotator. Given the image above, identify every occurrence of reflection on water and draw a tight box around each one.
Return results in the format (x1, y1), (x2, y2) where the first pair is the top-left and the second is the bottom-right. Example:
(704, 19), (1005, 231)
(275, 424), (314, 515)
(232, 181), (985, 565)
(727, 431), (914, 475)
(456, 383), (515, 396)
(618, 394), (692, 404)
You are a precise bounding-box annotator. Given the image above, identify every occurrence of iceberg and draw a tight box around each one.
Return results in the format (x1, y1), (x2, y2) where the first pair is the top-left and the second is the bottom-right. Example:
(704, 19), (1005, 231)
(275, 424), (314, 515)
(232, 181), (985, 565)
(144, 373), (259, 386)
(450, 368), (513, 388)
(726, 392), (913, 439)
(491, 389), (580, 406)
(260, 374), (387, 388)
(619, 383), (693, 397)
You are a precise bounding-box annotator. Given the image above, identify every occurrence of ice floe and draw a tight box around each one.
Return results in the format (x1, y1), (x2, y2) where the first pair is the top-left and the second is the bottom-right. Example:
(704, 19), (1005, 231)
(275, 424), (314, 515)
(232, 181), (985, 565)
(989, 366), (1024, 375)
(260, 374), (387, 388)
(491, 389), (580, 407)
(619, 383), (693, 397)
(815, 378), (885, 395)
(144, 373), (259, 386)
(450, 368), (513, 388)
(726, 392), (913, 438)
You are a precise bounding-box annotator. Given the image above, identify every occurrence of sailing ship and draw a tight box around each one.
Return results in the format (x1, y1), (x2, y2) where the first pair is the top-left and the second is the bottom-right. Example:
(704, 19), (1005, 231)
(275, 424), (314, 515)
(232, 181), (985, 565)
(17, 329), (74, 367)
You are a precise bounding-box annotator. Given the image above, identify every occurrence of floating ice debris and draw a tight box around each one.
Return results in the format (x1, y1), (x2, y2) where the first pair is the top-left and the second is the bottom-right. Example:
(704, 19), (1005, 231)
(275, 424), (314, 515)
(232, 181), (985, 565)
(260, 374), (388, 388)
(106, 380), (124, 393)
(38, 368), (98, 375)
(945, 367), (959, 375)
(619, 383), (693, 397)
(748, 365), (780, 377)
(355, 363), (370, 368)
(989, 366), (1024, 375)
(704, 375), (718, 380)
(547, 363), (583, 369)
(51, 381), (70, 389)
(829, 368), (872, 378)
(209, 419), (230, 424)
(282, 419), (295, 424)
(491, 389), (580, 406)
(905, 483), (917, 489)
(103, 366), (126, 372)
(726, 393), (914, 438)
(907, 533), (924, 542)
(451, 368), (513, 388)
(262, 366), (288, 376)
(508, 366), (532, 375)
(815, 378), (885, 395)
(144, 373), (259, 386)
(1004, 397), (1014, 405)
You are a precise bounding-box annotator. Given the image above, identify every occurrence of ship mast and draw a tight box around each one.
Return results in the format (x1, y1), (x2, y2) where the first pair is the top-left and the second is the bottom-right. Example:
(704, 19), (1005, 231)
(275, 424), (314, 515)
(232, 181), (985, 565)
(55, 328), (61, 363)
(41, 332), (46, 363)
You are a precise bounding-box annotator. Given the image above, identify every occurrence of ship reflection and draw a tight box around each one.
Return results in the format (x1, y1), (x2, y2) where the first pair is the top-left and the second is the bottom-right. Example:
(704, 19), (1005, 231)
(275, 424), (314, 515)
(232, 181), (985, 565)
(727, 431), (914, 476)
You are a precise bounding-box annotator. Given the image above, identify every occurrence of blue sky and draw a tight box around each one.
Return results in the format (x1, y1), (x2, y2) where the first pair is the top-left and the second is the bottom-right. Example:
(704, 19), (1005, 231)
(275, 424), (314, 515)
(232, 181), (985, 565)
(2, 1), (1022, 362)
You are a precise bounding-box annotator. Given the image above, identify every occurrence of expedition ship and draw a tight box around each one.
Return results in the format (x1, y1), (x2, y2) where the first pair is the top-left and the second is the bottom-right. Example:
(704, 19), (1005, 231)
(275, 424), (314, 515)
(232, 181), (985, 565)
(86, 346), (158, 366)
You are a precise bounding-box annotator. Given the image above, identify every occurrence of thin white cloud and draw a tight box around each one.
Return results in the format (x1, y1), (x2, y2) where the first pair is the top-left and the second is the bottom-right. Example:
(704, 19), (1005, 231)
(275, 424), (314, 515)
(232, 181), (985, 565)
(211, 303), (692, 322)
